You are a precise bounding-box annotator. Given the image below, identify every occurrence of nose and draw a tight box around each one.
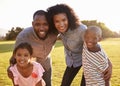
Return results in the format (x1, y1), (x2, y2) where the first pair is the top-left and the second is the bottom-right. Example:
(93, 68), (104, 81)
(60, 22), (64, 27)
(21, 56), (25, 60)
(88, 38), (93, 42)
(39, 25), (44, 30)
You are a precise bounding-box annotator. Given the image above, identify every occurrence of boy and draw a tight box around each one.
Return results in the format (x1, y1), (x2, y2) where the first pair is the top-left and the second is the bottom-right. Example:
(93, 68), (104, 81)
(82, 25), (111, 86)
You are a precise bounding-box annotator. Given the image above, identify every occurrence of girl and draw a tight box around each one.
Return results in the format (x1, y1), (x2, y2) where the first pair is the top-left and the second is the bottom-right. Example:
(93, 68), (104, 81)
(9, 42), (45, 86)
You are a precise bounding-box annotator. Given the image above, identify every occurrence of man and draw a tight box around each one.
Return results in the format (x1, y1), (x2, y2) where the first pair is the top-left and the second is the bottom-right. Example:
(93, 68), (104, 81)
(8, 10), (58, 86)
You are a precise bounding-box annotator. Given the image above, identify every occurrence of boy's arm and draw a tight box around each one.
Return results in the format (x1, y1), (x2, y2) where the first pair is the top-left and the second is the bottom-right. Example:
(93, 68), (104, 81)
(103, 59), (112, 80)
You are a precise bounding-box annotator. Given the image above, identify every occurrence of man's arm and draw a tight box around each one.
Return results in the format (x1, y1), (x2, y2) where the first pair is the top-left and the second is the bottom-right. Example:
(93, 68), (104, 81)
(103, 59), (112, 80)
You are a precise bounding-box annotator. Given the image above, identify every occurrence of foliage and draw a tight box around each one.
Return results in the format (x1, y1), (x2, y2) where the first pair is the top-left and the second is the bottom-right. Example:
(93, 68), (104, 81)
(82, 20), (120, 38)
(3, 20), (120, 40)
(5, 27), (23, 40)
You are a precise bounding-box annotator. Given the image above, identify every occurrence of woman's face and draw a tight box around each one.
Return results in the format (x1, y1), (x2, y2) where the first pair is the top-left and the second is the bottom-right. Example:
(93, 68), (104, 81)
(53, 13), (68, 33)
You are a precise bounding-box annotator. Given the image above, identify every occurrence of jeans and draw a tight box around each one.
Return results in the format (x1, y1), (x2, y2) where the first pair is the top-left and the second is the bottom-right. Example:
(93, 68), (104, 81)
(61, 66), (86, 86)
(43, 68), (52, 86)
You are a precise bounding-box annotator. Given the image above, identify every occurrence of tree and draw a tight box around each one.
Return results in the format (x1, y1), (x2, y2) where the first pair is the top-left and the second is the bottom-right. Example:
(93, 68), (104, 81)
(5, 27), (23, 40)
(81, 20), (118, 38)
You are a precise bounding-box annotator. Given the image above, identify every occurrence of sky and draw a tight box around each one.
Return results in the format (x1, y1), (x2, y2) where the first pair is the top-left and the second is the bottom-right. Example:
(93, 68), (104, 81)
(0, 0), (120, 36)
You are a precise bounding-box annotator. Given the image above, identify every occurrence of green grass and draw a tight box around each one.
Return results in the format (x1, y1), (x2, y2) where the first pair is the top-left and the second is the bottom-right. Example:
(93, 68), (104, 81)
(0, 38), (120, 86)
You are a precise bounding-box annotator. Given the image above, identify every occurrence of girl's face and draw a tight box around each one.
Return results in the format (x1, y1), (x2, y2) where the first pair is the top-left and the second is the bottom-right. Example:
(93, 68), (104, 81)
(84, 31), (100, 51)
(14, 48), (31, 68)
(53, 13), (68, 33)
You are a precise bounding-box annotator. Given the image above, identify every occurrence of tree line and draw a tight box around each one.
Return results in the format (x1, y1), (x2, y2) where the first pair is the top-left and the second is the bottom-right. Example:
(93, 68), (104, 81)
(2, 20), (120, 40)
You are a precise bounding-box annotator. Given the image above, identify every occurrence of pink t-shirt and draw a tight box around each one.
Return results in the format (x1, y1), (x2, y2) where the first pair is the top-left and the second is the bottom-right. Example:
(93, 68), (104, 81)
(10, 61), (45, 86)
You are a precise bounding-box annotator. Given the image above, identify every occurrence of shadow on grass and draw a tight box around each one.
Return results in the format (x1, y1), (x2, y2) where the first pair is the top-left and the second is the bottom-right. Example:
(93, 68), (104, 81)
(0, 44), (14, 53)
(54, 40), (63, 48)
(0, 40), (63, 53)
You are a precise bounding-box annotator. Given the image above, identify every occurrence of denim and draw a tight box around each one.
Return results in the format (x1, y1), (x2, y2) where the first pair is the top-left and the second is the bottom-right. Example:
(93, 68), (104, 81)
(60, 24), (87, 67)
(43, 68), (52, 86)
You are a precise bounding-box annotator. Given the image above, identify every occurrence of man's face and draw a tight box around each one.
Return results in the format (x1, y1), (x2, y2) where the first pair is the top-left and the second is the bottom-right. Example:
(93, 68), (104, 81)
(32, 15), (49, 40)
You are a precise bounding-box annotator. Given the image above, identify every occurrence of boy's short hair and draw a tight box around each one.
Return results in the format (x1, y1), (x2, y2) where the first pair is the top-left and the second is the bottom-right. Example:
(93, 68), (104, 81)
(86, 25), (102, 38)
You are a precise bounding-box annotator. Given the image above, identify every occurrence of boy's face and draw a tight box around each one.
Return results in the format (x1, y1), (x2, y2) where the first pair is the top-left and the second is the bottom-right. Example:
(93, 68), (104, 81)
(53, 13), (68, 33)
(15, 48), (31, 68)
(84, 31), (100, 50)
(32, 15), (49, 40)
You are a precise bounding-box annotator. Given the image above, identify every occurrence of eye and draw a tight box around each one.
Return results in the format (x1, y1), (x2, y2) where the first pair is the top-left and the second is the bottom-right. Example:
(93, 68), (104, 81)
(43, 23), (49, 26)
(35, 23), (40, 26)
(62, 18), (66, 22)
(24, 54), (29, 57)
(16, 53), (21, 57)
(54, 20), (59, 23)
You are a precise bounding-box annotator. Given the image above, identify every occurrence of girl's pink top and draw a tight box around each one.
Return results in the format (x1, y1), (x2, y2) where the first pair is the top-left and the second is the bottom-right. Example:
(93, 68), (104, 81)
(10, 61), (45, 86)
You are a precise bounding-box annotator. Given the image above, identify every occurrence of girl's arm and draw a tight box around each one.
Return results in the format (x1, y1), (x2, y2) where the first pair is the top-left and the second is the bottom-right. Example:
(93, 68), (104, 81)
(36, 79), (46, 86)
(10, 74), (19, 86)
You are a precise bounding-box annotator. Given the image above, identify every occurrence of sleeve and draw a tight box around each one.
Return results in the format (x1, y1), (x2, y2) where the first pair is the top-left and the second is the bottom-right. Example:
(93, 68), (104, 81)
(83, 44), (109, 73)
(10, 66), (19, 85)
(37, 63), (45, 78)
(33, 62), (45, 83)
(80, 24), (87, 41)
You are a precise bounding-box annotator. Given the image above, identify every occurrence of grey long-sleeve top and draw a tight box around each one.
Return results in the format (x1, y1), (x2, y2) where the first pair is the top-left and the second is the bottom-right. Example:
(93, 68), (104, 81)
(60, 24), (87, 68)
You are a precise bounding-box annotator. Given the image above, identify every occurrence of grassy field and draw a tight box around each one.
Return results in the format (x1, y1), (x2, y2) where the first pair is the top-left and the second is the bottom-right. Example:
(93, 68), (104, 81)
(0, 38), (120, 86)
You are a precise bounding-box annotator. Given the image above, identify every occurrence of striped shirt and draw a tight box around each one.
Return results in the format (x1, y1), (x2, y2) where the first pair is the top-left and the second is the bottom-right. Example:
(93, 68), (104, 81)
(82, 43), (109, 86)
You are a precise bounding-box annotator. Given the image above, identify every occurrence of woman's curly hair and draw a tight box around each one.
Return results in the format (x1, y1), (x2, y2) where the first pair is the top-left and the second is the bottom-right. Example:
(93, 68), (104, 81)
(47, 4), (80, 33)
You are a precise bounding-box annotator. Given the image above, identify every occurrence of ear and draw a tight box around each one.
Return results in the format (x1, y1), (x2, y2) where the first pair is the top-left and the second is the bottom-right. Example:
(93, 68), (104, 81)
(12, 53), (16, 59)
(32, 21), (34, 26)
(98, 37), (102, 42)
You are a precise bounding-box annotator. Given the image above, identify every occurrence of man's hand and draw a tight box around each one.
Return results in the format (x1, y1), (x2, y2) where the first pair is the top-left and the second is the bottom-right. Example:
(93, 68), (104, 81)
(103, 59), (112, 80)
